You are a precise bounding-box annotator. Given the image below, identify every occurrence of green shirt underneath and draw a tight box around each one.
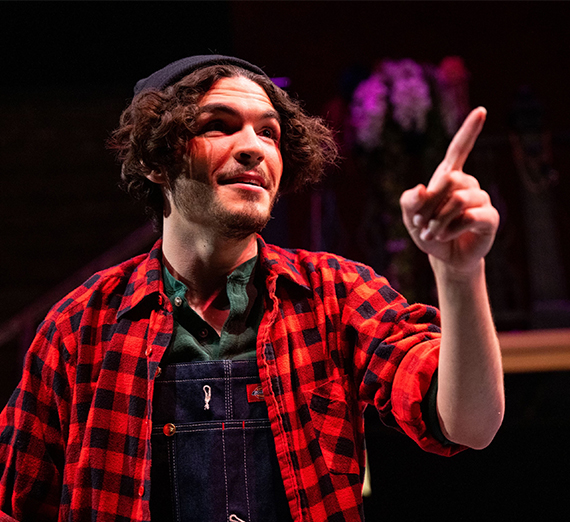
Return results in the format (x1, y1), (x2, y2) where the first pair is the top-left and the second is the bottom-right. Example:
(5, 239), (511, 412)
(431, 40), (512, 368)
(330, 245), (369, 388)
(161, 256), (264, 363)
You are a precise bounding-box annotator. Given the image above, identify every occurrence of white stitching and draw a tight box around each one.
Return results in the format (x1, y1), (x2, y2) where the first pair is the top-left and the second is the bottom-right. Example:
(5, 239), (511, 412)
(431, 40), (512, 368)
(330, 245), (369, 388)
(222, 426), (229, 521)
(152, 421), (270, 434)
(224, 361), (230, 419)
(242, 427), (251, 521)
(169, 437), (181, 522)
(226, 361), (234, 419)
(155, 376), (256, 384)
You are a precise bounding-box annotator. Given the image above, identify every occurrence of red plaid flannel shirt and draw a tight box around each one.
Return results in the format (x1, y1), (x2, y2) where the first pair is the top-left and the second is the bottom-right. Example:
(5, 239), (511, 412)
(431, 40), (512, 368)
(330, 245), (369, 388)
(0, 238), (462, 522)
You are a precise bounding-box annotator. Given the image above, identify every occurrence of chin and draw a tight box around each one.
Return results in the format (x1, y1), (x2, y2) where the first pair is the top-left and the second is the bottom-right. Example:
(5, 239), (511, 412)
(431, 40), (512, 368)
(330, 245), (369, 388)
(216, 209), (272, 240)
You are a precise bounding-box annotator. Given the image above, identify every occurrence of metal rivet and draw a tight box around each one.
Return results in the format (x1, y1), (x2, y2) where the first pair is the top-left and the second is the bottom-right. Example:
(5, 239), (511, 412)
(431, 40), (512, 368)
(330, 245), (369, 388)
(174, 296), (183, 307)
(163, 423), (176, 437)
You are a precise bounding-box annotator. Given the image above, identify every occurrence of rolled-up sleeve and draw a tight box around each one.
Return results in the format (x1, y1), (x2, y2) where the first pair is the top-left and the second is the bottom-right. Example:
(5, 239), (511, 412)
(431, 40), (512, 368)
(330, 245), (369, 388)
(345, 269), (465, 456)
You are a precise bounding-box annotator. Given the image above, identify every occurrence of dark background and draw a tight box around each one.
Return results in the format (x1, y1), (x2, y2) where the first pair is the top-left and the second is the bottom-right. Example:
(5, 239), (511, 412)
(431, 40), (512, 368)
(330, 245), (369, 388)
(1, 2), (570, 520)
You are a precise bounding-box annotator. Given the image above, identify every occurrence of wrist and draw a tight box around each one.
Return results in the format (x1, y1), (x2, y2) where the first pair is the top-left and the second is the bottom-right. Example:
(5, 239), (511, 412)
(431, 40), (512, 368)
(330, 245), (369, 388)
(429, 256), (486, 286)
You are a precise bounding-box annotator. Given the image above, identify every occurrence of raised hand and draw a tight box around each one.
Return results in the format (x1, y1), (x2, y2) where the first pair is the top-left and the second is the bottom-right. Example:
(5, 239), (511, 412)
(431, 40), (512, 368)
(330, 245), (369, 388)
(400, 107), (499, 275)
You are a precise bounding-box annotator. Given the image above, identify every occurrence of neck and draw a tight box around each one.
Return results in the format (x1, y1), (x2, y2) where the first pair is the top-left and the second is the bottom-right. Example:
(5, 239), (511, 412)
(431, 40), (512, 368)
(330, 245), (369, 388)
(161, 216), (258, 309)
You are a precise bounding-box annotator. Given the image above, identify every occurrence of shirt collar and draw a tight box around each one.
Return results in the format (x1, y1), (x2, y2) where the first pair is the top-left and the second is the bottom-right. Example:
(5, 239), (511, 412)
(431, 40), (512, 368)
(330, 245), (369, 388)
(116, 235), (312, 320)
(257, 235), (311, 291)
(117, 238), (165, 319)
(162, 252), (258, 306)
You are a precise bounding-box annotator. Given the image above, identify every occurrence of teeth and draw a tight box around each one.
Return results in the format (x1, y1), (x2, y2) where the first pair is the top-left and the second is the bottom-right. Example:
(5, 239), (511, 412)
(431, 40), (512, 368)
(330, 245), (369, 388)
(224, 178), (261, 187)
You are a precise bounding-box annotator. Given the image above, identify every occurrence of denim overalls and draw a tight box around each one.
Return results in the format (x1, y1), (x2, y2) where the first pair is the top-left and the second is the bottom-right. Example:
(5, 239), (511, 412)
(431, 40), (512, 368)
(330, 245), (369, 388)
(150, 358), (293, 522)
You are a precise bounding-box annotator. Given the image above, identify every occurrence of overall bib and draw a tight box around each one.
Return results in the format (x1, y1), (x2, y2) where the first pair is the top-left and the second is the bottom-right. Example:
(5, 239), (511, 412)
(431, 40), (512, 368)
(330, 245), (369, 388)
(150, 359), (292, 522)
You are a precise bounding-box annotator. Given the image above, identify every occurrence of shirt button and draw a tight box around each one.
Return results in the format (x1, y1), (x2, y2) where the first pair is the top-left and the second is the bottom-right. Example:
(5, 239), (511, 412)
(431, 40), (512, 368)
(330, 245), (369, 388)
(174, 296), (183, 307)
(155, 366), (162, 378)
(145, 346), (153, 357)
(163, 423), (176, 437)
(138, 485), (145, 497)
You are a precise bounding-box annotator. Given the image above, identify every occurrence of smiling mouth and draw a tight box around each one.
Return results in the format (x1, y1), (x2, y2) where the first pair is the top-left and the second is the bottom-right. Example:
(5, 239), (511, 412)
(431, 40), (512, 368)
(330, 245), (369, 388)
(218, 174), (267, 189)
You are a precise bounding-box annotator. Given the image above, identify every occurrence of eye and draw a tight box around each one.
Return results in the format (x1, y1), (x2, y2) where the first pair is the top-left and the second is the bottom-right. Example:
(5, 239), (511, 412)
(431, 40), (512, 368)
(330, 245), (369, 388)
(200, 120), (228, 134)
(260, 127), (280, 142)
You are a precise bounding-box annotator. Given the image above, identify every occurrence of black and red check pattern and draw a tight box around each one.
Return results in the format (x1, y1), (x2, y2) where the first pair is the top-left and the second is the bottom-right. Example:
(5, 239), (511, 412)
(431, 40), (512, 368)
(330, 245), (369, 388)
(0, 238), (462, 522)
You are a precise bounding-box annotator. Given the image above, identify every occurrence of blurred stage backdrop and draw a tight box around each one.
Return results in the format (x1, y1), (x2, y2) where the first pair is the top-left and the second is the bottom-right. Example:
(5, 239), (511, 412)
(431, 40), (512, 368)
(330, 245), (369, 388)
(1, 2), (570, 520)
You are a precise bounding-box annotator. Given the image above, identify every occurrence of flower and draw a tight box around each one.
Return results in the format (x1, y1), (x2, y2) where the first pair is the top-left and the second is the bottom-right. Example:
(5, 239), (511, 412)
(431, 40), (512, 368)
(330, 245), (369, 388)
(349, 72), (388, 150)
(437, 56), (470, 86)
(435, 56), (470, 136)
(381, 59), (432, 133)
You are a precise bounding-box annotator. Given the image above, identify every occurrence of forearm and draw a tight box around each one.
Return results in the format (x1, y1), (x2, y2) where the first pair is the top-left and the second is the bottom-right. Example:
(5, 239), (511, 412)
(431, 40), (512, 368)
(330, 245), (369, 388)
(432, 258), (505, 449)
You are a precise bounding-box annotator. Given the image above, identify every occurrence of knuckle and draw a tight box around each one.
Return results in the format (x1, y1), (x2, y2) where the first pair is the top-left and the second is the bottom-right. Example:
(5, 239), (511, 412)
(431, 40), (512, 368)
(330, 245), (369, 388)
(451, 191), (466, 204)
(449, 170), (479, 188)
(468, 176), (481, 189)
(447, 191), (467, 210)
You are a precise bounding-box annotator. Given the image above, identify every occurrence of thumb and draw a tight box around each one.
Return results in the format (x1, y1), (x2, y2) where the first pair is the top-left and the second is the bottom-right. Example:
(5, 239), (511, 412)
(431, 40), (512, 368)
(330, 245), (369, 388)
(400, 184), (428, 227)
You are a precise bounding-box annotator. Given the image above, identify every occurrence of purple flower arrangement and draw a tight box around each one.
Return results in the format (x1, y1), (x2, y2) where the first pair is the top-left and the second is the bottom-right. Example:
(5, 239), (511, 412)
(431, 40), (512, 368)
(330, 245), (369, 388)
(349, 57), (470, 149)
(383, 59), (432, 133)
(350, 72), (389, 150)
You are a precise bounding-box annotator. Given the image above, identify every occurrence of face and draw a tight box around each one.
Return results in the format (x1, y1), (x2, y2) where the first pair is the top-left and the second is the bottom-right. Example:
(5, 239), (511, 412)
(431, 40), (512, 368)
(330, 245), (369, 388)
(168, 75), (283, 239)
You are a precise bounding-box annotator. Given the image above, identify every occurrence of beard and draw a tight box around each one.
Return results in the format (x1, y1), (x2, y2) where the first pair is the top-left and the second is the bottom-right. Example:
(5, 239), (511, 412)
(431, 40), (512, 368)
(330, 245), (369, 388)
(171, 175), (277, 241)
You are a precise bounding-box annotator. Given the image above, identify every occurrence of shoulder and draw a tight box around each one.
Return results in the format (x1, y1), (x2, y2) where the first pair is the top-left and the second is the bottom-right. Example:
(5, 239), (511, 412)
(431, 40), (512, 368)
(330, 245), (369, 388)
(262, 241), (387, 287)
(27, 249), (156, 365)
(47, 252), (151, 321)
(261, 242), (441, 318)
(44, 252), (152, 329)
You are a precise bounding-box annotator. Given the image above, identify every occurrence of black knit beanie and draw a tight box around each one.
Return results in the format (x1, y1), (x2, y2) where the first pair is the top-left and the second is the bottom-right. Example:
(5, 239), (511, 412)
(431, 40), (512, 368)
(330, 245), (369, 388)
(133, 55), (268, 95)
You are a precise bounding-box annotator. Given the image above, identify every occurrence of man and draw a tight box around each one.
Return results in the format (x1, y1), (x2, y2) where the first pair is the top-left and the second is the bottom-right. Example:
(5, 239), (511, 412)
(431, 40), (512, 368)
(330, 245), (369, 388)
(0, 55), (504, 522)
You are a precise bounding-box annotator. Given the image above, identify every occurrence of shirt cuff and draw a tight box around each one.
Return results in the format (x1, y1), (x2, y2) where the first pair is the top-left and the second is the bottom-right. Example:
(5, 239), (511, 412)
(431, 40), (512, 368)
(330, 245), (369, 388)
(421, 369), (453, 446)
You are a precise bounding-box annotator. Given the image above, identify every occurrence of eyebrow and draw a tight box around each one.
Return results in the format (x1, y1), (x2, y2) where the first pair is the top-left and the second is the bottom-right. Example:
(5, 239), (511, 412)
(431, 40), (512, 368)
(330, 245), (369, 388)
(197, 103), (281, 123)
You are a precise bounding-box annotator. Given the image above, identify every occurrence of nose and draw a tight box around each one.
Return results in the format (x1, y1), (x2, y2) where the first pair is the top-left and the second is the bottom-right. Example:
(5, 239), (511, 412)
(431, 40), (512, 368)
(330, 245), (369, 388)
(233, 126), (265, 168)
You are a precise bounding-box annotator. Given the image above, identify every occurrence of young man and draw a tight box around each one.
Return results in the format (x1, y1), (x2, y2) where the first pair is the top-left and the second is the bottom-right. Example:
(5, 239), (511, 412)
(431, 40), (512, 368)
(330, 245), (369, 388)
(0, 55), (504, 522)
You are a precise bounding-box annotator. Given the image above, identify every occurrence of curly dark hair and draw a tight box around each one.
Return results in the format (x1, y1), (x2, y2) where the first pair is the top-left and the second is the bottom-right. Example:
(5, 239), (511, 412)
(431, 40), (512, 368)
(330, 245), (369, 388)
(108, 64), (339, 226)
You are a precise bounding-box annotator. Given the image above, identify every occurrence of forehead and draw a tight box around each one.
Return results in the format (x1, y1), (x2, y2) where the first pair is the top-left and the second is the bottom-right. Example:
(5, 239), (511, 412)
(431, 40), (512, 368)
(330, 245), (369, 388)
(198, 76), (275, 111)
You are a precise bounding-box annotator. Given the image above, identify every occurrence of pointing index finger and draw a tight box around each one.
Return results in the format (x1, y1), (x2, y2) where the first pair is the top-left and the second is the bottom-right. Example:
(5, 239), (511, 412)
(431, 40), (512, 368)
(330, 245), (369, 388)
(421, 107), (487, 216)
(442, 106), (487, 172)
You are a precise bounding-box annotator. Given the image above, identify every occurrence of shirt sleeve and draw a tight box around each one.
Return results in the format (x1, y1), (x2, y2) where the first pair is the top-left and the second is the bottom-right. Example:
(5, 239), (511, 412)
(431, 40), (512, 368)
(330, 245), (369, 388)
(421, 370), (453, 446)
(345, 269), (465, 456)
(0, 314), (70, 521)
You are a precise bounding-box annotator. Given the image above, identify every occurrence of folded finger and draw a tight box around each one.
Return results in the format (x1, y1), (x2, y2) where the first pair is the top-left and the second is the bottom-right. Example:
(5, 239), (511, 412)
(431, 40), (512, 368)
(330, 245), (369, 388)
(416, 171), (480, 229)
(421, 188), (491, 241)
(428, 205), (499, 243)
